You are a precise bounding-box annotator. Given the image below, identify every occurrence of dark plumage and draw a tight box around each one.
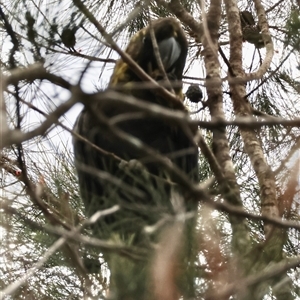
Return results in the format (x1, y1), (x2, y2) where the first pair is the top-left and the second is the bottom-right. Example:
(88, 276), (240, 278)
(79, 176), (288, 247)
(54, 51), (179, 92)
(240, 10), (265, 48)
(186, 84), (203, 103)
(74, 16), (197, 227)
(73, 18), (198, 297)
(240, 10), (255, 27)
(61, 26), (78, 50)
(110, 18), (188, 94)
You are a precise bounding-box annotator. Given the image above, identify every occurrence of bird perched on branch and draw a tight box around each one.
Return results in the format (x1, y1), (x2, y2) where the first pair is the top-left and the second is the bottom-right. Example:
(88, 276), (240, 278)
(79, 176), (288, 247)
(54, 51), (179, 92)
(240, 10), (265, 48)
(73, 17), (198, 298)
(61, 25), (78, 51)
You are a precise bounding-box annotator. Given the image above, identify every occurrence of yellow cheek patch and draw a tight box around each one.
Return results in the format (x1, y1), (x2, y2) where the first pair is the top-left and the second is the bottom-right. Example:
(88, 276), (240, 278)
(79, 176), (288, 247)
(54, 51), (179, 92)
(125, 30), (145, 54)
(178, 89), (184, 101)
(119, 82), (136, 94)
(110, 62), (129, 86)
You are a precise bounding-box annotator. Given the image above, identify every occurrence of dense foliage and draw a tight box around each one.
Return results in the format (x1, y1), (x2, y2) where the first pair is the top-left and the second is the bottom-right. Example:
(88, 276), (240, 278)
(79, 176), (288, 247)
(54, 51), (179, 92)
(1, 0), (300, 299)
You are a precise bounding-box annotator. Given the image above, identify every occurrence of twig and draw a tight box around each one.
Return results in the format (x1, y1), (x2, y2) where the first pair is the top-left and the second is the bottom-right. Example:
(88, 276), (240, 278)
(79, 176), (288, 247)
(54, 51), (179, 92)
(2, 201), (146, 259)
(0, 237), (67, 300)
(147, 15), (173, 92)
(206, 255), (300, 299)
(0, 204), (120, 299)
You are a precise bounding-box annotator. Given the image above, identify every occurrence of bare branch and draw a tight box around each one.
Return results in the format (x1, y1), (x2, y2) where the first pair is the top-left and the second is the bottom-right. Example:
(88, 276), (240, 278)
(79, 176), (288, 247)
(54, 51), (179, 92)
(207, 256), (300, 299)
(0, 237), (67, 300)
(0, 204), (119, 299)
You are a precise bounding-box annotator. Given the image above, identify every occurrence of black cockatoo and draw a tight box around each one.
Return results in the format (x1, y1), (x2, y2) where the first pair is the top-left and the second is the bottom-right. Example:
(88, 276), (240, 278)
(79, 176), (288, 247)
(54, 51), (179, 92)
(61, 26), (78, 51)
(73, 17), (198, 298)
(240, 10), (265, 48)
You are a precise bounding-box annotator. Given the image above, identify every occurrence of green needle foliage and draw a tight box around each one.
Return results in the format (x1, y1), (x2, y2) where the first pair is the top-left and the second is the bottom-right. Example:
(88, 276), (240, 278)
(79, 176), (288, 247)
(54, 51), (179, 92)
(1, 1), (300, 299)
